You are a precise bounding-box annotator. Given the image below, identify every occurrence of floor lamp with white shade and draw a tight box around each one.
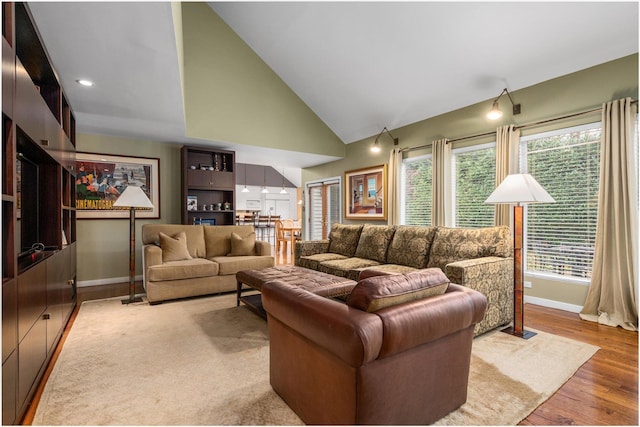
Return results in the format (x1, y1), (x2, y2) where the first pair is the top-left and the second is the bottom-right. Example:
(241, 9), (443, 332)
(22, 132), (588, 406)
(112, 185), (154, 304)
(485, 173), (555, 339)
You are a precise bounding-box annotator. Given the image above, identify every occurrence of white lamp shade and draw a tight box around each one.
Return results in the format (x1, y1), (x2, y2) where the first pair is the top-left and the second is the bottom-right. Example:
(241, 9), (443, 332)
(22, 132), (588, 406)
(112, 185), (154, 208)
(485, 173), (555, 205)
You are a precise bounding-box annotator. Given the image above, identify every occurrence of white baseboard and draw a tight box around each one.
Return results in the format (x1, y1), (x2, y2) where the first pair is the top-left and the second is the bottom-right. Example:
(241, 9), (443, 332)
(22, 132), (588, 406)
(525, 295), (583, 313)
(77, 275), (143, 288)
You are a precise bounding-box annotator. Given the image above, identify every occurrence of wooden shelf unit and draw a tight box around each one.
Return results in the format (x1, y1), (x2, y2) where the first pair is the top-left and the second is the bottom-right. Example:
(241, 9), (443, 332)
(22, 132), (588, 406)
(181, 146), (236, 226)
(2, 3), (76, 424)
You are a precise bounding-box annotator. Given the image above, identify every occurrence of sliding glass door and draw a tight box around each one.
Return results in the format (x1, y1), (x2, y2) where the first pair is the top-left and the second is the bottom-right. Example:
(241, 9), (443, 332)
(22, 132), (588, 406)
(307, 179), (341, 240)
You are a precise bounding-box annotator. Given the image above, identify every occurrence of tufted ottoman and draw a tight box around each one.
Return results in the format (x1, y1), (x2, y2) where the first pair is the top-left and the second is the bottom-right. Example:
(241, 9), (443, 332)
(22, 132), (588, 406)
(236, 265), (357, 318)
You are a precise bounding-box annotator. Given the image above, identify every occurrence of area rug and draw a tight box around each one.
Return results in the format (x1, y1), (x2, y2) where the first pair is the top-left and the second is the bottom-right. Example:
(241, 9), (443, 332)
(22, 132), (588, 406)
(33, 293), (598, 425)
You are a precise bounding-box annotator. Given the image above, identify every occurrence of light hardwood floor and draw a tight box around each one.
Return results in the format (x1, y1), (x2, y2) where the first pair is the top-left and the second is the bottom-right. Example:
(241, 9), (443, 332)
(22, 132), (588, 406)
(22, 247), (638, 425)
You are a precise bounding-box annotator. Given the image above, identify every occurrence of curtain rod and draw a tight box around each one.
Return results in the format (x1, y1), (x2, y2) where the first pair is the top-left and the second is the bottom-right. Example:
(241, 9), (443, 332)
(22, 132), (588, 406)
(400, 99), (637, 153)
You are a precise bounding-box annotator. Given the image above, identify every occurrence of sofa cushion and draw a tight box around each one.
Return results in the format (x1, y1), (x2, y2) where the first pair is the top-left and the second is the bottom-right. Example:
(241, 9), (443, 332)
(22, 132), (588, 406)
(228, 232), (256, 256)
(327, 224), (364, 257)
(346, 268), (450, 312)
(211, 255), (275, 275)
(427, 226), (513, 272)
(318, 257), (381, 280)
(355, 264), (418, 280)
(147, 258), (219, 282)
(298, 253), (348, 271)
(354, 225), (395, 262)
(203, 225), (256, 258)
(159, 231), (193, 262)
(386, 226), (436, 268)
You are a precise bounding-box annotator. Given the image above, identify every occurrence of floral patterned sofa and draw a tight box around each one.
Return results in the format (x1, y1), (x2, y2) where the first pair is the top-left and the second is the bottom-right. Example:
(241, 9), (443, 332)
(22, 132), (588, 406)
(295, 224), (513, 336)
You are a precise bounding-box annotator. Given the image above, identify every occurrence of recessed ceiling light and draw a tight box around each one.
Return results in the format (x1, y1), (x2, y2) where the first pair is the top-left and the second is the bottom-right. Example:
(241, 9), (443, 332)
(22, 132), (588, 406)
(76, 79), (94, 87)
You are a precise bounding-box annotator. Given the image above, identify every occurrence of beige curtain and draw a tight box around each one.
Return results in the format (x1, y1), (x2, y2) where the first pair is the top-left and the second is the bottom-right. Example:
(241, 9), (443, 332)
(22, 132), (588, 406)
(432, 139), (450, 226)
(580, 97), (638, 331)
(494, 125), (521, 226)
(387, 148), (402, 225)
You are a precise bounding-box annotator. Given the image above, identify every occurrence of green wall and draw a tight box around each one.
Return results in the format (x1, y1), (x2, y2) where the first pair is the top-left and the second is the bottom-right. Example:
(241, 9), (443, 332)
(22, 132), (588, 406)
(179, 2), (345, 158)
(303, 53), (638, 309)
(76, 134), (182, 284)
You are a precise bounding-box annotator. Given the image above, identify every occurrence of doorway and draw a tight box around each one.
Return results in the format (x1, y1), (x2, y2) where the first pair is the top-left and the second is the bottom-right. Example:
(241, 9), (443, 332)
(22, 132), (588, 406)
(306, 178), (341, 240)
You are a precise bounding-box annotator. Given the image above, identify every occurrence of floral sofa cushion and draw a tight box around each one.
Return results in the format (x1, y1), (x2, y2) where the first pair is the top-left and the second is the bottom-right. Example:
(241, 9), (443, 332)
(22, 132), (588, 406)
(354, 224), (396, 262)
(327, 224), (364, 257)
(386, 226), (437, 268)
(427, 226), (513, 272)
(298, 253), (348, 271)
(318, 257), (382, 280)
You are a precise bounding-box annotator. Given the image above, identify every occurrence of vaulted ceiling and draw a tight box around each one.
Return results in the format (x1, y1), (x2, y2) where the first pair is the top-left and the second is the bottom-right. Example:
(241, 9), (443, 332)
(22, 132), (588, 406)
(28, 2), (638, 169)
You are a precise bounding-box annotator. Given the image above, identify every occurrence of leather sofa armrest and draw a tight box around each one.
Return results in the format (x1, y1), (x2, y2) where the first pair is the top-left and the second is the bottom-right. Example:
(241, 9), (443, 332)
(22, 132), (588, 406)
(445, 256), (513, 296)
(294, 240), (330, 265)
(262, 280), (383, 367)
(254, 240), (272, 256)
(376, 284), (487, 358)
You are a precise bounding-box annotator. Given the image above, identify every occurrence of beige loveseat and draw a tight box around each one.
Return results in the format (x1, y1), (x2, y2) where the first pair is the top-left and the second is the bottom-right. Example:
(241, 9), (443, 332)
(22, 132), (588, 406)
(142, 224), (274, 304)
(295, 224), (513, 335)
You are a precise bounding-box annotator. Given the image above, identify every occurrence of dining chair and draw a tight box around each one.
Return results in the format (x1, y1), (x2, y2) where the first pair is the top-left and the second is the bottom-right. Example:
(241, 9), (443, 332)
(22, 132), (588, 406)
(257, 215), (270, 242)
(242, 214), (255, 227)
(274, 220), (288, 254)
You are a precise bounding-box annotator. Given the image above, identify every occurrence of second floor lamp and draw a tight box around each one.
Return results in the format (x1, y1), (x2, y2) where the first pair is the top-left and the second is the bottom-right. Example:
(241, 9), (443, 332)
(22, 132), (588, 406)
(485, 173), (554, 339)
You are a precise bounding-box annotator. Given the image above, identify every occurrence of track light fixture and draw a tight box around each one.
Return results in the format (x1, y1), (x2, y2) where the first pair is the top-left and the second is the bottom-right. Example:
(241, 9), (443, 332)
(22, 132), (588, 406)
(371, 127), (399, 153)
(487, 88), (521, 120)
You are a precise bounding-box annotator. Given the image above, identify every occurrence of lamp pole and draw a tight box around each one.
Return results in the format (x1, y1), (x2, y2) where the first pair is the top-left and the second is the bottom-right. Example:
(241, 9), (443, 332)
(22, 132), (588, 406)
(502, 204), (536, 338)
(485, 173), (554, 339)
(123, 206), (141, 304)
(113, 185), (153, 305)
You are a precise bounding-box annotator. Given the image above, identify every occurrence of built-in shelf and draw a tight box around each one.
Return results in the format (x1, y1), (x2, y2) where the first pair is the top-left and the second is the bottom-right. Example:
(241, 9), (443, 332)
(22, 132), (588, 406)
(181, 146), (236, 225)
(2, 3), (76, 424)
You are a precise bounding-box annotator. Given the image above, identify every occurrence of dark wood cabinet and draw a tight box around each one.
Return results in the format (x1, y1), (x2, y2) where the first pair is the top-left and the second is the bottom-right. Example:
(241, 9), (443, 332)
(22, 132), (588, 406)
(2, 3), (76, 424)
(181, 146), (236, 225)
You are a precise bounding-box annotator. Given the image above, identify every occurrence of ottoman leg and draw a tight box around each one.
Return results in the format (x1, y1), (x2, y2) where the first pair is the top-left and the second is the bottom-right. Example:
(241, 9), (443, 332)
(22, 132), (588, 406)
(237, 281), (242, 307)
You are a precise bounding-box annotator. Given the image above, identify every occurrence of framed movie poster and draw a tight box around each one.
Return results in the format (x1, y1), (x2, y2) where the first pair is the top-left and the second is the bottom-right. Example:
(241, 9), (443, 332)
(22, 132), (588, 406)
(76, 152), (160, 219)
(344, 164), (387, 220)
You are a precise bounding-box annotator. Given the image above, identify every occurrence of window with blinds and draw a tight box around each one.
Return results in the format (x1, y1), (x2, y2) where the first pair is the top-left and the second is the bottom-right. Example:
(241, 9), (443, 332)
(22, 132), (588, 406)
(452, 143), (496, 228)
(401, 154), (432, 225)
(307, 180), (340, 240)
(520, 123), (601, 280)
(308, 185), (324, 240)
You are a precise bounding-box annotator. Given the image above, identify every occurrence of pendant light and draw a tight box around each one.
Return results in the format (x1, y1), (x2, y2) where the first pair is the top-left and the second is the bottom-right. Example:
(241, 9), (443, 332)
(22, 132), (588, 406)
(241, 164), (250, 193)
(261, 166), (269, 194)
(280, 168), (288, 194)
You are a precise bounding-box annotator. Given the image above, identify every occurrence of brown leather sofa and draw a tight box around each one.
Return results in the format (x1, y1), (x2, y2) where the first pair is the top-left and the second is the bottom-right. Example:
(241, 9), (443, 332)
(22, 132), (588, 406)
(262, 268), (488, 425)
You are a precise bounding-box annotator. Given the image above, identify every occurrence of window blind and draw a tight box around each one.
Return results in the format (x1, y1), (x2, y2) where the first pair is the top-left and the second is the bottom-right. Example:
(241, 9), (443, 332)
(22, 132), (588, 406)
(452, 144), (495, 228)
(308, 185), (324, 240)
(401, 155), (432, 225)
(520, 124), (601, 279)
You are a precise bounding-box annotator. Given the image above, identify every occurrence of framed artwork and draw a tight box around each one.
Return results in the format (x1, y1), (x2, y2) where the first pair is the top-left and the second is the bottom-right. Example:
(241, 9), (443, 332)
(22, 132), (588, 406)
(76, 152), (160, 219)
(344, 164), (387, 220)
